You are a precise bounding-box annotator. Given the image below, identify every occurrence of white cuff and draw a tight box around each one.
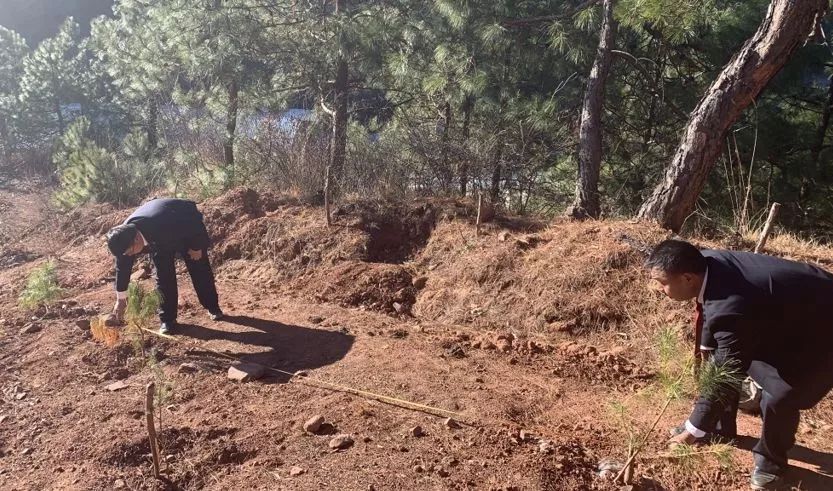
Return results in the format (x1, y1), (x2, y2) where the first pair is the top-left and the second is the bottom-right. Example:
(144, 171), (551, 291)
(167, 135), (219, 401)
(699, 346), (714, 351)
(685, 420), (706, 438)
(116, 291), (128, 300)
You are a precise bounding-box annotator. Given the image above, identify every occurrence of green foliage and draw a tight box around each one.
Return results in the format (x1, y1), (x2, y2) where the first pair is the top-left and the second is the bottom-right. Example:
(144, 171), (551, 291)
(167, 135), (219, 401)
(19, 260), (63, 310)
(53, 117), (163, 209)
(0, 0), (830, 237)
(125, 281), (160, 328)
(0, 26), (28, 158)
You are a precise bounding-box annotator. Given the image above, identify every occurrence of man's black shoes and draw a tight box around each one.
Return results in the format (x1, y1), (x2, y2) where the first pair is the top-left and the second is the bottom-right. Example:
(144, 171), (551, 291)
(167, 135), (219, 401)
(209, 309), (225, 321)
(159, 322), (176, 335)
(750, 466), (781, 490)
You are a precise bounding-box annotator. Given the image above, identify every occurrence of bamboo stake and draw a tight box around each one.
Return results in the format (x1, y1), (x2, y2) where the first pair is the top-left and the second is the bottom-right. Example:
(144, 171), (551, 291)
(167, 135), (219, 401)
(146, 383), (161, 478)
(754, 202), (781, 253)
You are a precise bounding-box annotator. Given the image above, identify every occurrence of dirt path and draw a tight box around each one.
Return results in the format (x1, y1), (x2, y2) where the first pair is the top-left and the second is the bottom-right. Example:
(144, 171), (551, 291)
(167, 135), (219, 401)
(1, 187), (833, 490)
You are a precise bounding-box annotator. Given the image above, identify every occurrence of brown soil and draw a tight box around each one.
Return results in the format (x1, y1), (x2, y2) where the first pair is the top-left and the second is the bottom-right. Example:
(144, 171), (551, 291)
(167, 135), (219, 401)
(1, 185), (832, 490)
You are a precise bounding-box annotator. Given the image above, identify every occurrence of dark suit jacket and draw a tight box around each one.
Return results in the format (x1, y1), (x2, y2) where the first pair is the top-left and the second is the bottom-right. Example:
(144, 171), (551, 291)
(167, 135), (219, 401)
(690, 250), (833, 430)
(114, 198), (210, 292)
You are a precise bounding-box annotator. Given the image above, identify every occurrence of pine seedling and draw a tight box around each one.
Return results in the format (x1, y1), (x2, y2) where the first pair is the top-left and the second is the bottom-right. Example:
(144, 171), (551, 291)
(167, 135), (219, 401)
(19, 260), (64, 311)
(125, 282), (160, 360)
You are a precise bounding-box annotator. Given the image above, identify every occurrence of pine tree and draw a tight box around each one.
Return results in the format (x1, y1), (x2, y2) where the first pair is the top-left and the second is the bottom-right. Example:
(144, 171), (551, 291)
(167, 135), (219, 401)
(18, 18), (86, 141)
(0, 26), (28, 160)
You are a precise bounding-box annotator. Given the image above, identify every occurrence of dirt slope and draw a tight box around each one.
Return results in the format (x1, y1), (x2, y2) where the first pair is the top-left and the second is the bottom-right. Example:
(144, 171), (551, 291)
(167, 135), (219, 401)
(1, 186), (833, 490)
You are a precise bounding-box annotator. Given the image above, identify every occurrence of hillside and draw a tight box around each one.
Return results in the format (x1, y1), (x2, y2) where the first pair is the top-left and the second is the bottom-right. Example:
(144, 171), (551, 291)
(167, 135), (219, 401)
(1, 186), (833, 490)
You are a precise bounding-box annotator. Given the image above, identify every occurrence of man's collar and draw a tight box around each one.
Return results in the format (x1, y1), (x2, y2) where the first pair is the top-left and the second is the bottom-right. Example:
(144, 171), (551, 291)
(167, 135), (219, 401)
(697, 267), (708, 304)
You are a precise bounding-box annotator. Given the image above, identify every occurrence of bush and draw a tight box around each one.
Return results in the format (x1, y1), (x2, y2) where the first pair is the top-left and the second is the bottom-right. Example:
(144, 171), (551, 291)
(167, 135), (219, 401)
(53, 117), (164, 209)
(19, 260), (63, 310)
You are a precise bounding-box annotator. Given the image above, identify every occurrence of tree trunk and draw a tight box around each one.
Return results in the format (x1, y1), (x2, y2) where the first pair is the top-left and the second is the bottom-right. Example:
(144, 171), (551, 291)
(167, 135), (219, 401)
(637, 0), (828, 231)
(55, 98), (65, 136)
(567, 0), (616, 220)
(810, 73), (833, 170)
(439, 100), (453, 192)
(460, 94), (474, 196)
(224, 79), (239, 182)
(329, 0), (348, 194)
(0, 116), (11, 159)
(146, 100), (158, 151)
(490, 141), (503, 204)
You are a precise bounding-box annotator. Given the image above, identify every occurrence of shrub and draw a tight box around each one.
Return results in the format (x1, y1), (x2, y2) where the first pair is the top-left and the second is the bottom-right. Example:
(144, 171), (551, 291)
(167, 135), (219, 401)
(19, 260), (63, 310)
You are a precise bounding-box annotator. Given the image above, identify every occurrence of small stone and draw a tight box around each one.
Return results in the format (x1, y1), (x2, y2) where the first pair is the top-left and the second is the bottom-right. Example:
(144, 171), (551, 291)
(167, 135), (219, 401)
(309, 316), (325, 325)
(289, 466), (306, 477)
(437, 467), (450, 478)
(114, 479), (126, 489)
(20, 323), (42, 335)
(498, 231), (510, 242)
(519, 430), (532, 442)
(227, 363), (266, 382)
(392, 302), (405, 314)
(538, 440), (554, 454)
(15, 392), (27, 400)
(0, 415), (8, 423)
(447, 345), (466, 358)
(410, 426), (425, 437)
(413, 464), (425, 473)
(106, 381), (128, 392)
(329, 434), (354, 450)
(304, 415), (325, 434)
(412, 276), (428, 289)
(481, 341), (496, 350)
(178, 363), (199, 374)
(21, 448), (32, 455)
(444, 418), (461, 430)
(496, 339), (512, 353)
(75, 319), (91, 330)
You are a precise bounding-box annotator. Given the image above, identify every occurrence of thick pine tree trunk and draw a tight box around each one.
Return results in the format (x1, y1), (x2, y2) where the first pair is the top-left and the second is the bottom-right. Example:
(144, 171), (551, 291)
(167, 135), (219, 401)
(224, 79), (239, 180)
(637, 0), (828, 231)
(567, 0), (615, 220)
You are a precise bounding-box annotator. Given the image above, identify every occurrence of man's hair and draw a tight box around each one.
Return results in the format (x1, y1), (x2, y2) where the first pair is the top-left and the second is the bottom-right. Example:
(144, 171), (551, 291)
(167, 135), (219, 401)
(645, 239), (706, 275)
(106, 224), (137, 256)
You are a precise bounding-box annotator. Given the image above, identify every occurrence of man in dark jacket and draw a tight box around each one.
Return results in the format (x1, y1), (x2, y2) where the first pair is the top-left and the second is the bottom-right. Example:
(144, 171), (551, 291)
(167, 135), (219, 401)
(105, 198), (223, 334)
(647, 240), (833, 490)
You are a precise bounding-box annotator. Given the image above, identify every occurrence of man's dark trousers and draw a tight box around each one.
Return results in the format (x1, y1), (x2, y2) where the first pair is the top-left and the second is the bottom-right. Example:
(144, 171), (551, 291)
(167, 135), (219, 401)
(752, 357), (833, 474)
(152, 247), (219, 323)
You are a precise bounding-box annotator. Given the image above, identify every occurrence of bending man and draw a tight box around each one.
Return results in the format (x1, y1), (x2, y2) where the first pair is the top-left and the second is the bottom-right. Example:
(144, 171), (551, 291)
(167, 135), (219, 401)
(647, 240), (833, 490)
(105, 198), (223, 334)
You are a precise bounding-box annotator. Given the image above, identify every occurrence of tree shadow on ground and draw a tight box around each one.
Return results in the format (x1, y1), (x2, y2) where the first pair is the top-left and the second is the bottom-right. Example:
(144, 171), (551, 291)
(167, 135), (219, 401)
(174, 315), (354, 383)
(734, 435), (833, 489)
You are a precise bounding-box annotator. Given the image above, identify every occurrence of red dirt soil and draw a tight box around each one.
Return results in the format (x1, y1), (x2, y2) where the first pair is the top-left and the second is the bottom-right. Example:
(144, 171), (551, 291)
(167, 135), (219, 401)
(1, 185), (833, 490)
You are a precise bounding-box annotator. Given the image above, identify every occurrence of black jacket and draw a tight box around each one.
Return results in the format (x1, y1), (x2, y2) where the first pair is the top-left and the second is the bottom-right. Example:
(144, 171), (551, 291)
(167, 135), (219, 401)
(114, 198), (210, 292)
(690, 250), (833, 430)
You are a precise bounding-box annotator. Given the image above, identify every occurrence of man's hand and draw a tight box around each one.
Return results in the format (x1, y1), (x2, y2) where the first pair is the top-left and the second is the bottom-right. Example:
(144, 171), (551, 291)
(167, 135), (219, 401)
(668, 429), (698, 448)
(109, 298), (127, 326)
(187, 249), (203, 261)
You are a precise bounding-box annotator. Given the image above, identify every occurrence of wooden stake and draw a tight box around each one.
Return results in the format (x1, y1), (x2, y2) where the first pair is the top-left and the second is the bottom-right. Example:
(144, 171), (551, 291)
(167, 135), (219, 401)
(754, 202), (781, 253)
(146, 383), (161, 478)
(475, 192), (483, 237)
